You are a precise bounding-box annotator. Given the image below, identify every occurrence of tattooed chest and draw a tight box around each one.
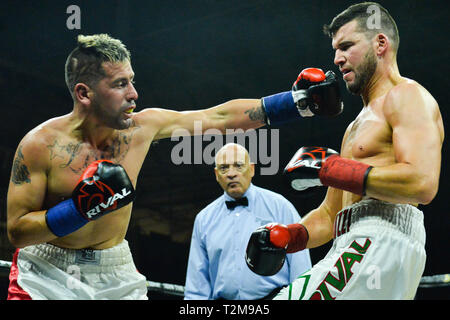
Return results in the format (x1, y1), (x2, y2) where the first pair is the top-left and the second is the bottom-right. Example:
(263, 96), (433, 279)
(47, 137), (131, 175)
(45, 139), (133, 202)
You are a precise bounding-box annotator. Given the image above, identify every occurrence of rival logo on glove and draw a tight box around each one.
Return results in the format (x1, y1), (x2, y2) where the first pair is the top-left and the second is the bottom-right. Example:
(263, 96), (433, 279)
(74, 177), (133, 220)
(84, 187), (133, 219)
(286, 147), (335, 171)
(283, 146), (340, 192)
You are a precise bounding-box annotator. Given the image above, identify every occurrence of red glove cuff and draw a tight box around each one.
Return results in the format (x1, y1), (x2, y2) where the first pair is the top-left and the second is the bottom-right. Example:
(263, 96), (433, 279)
(286, 224), (309, 253)
(319, 155), (373, 196)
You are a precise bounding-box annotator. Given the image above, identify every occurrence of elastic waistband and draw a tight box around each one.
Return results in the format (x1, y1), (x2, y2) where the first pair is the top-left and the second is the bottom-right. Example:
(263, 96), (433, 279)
(333, 199), (425, 244)
(20, 240), (133, 270)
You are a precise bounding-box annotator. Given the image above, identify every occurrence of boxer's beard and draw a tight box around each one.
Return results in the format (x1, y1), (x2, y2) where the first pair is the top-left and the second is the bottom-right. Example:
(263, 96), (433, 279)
(92, 102), (131, 130)
(347, 48), (377, 95)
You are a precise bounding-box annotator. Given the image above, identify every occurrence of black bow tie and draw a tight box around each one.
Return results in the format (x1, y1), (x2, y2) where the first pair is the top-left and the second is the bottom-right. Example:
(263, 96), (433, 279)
(225, 197), (248, 210)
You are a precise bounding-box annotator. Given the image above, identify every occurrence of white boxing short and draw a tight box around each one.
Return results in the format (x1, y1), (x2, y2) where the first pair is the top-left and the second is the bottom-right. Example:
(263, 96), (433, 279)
(274, 199), (426, 300)
(8, 240), (148, 300)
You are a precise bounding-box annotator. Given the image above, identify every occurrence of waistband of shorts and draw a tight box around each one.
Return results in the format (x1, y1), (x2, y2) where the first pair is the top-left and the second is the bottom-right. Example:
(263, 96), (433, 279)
(333, 199), (424, 243)
(21, 240), (133, 269)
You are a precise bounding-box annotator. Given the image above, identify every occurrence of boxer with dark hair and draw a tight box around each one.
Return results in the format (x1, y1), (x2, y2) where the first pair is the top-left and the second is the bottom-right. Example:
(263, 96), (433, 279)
(246, 2), (444, 300)
(6, 34), (341, 299)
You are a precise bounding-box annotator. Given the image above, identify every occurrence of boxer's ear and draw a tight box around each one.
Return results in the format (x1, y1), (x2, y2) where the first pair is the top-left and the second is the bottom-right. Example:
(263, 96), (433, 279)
(74, 83), (92, 106)
(374, 33), (389, 57)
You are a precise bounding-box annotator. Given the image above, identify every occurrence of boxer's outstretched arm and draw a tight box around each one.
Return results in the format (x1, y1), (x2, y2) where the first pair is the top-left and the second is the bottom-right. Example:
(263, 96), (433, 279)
(7, 136), (57, 247)
(142, 99), (266, 141)
(365, 83), (443, 204)
(134, 67), (343, 140)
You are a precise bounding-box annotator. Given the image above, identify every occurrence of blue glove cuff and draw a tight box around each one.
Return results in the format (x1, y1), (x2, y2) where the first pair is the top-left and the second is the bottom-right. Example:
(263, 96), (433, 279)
(45, 199), (89, 237)
(262, 91), (299, 126)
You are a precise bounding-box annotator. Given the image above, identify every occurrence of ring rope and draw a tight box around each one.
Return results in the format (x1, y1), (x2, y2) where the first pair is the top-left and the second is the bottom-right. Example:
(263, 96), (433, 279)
(0, 259), (448, 295)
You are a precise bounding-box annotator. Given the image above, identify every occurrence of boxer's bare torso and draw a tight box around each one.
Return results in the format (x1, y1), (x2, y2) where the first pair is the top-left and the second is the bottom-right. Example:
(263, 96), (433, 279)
(10, 112), (157, 249)
(300, 77), (443, 249)
(340, 78), (443, 210)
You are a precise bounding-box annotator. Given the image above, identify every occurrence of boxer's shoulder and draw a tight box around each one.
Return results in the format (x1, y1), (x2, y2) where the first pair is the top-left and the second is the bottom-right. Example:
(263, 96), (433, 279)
(382, 78), (438, 120)
(118, 107), (165, 142)
(385, 78), (434, 106)
(130, 107), (167, 128)
(24, 114), (70, 141)
(17, 116), (72, 166)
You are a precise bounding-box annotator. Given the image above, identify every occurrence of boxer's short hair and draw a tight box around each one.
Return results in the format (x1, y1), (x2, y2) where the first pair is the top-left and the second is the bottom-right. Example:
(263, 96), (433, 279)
(323, 2), (399, 54)
(65, 34), (131, 99)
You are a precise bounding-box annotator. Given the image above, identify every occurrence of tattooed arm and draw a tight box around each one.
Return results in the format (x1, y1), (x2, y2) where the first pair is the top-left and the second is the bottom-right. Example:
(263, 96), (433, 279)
(7, 135), (57, 248)
(139, 99), (266, 141)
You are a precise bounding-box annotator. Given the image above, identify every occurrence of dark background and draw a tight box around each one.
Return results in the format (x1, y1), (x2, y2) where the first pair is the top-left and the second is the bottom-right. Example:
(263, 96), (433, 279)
(0, 0), (448, 300)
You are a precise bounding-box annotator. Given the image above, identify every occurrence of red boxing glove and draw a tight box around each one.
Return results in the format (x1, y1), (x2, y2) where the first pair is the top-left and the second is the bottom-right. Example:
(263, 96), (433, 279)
(293, 69), (343, 117)
(267, 223), (309, 253)
(245, 222), (309, 276)
(72, 160), (136, 220)
(46, 160), (136, 237)
(266, 223), (290, 248)
(261, 67), (343, 126)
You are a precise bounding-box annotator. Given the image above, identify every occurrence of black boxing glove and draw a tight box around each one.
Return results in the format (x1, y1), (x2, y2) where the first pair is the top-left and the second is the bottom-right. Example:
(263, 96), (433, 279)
(45, 160), (135, 237)
(262, 68), (343, 125)
(284, 146), (373, 195)
(246, 223), (310, 276)
(246, 223), (288, 276)
(293, 69), (343, 117)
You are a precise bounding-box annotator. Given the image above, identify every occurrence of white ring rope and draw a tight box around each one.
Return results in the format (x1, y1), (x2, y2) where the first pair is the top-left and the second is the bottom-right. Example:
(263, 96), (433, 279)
(0, 259), (448, 295)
